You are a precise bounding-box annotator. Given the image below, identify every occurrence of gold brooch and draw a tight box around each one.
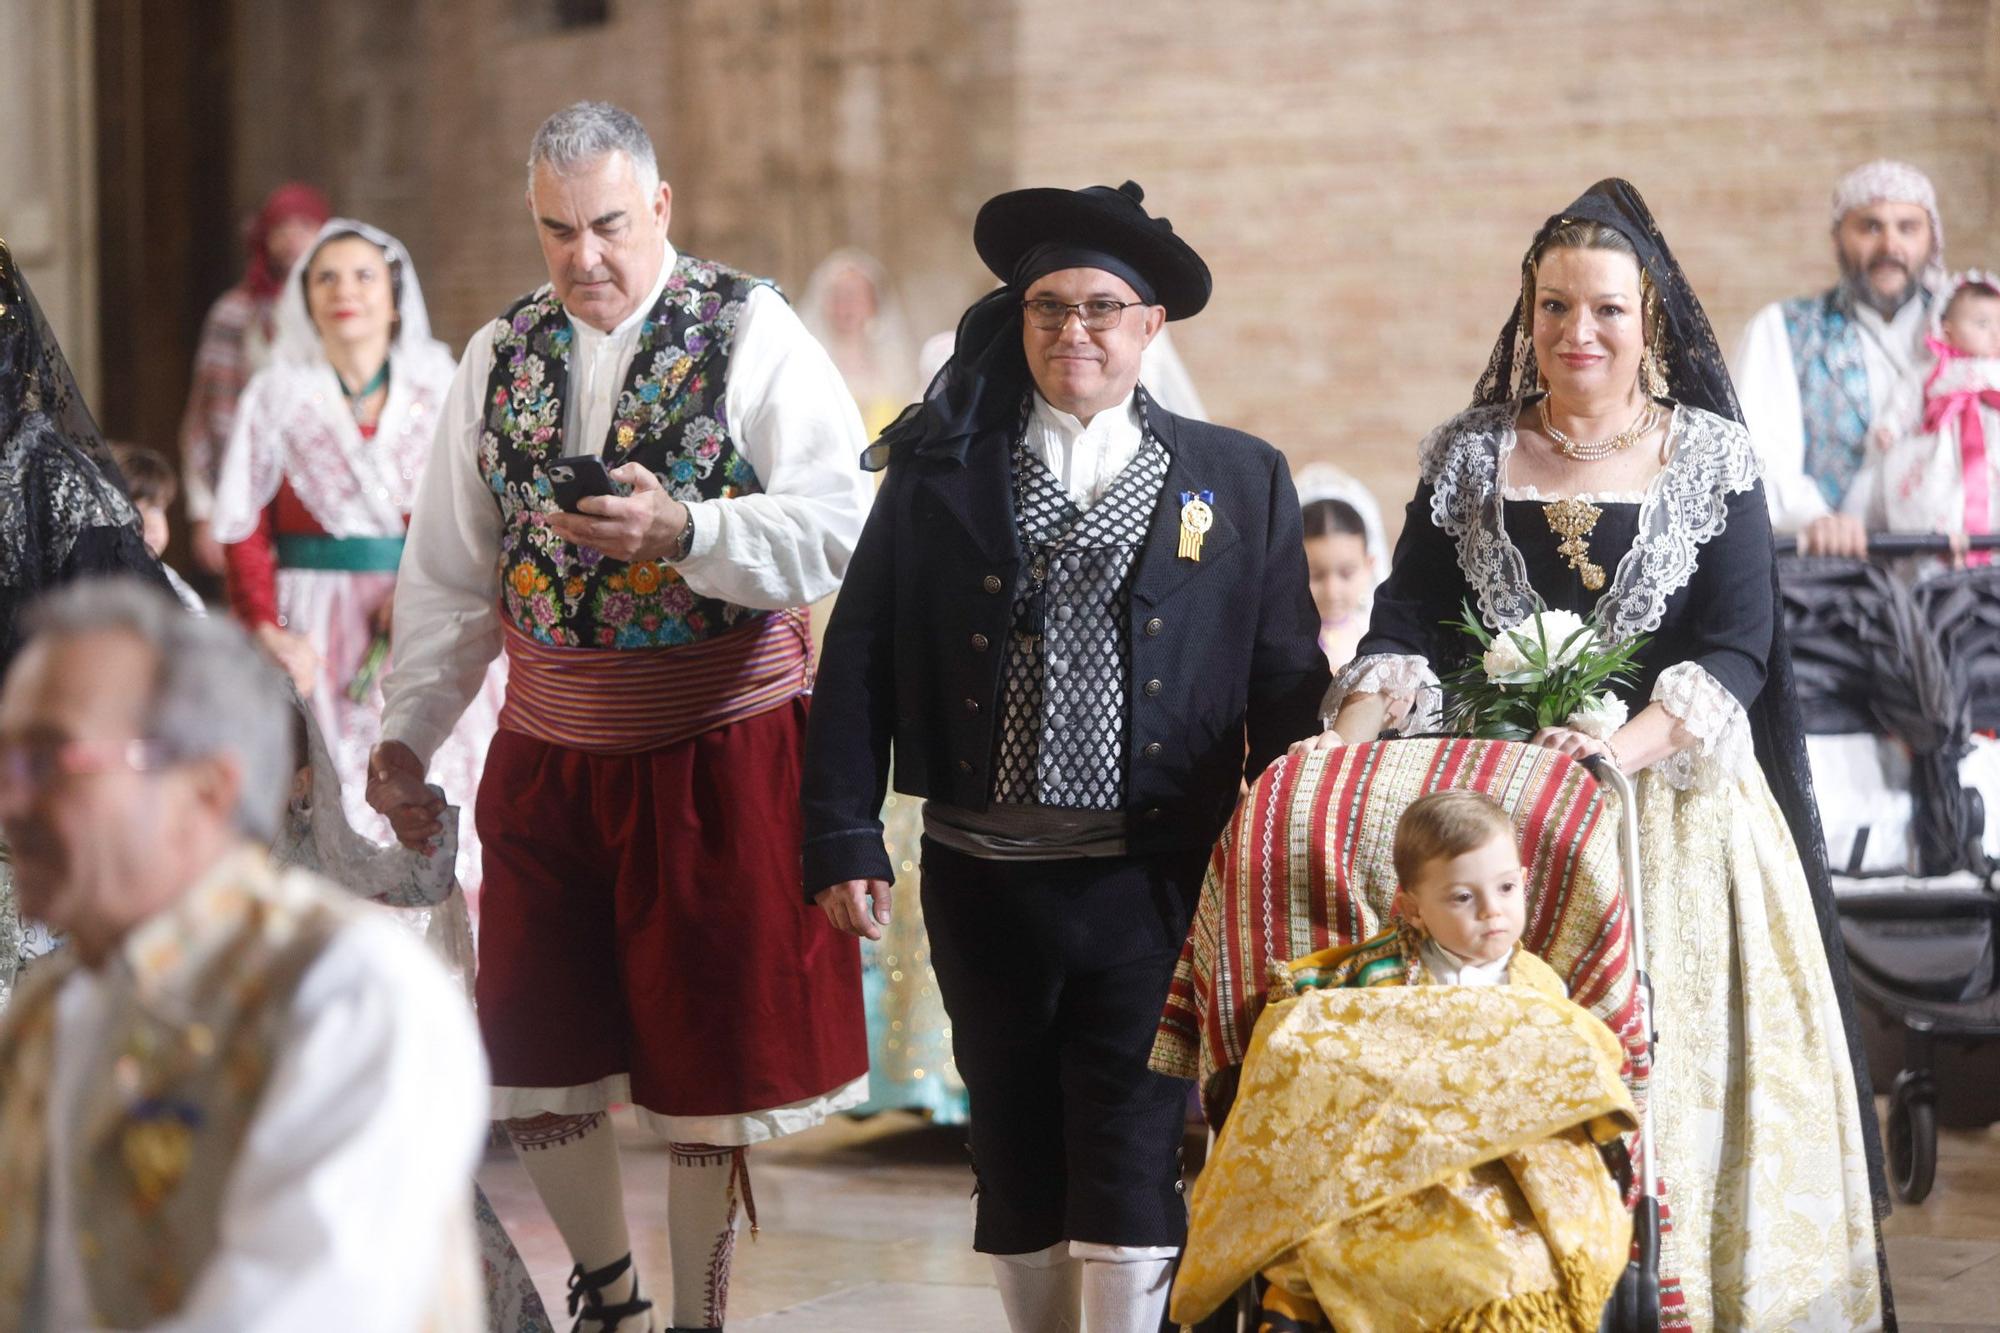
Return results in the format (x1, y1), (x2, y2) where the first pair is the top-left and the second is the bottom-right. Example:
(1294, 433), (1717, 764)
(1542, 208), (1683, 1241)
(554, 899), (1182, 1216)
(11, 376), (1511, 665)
(1543, 497), (1606, 591)
(1178, 489), (1214, 562)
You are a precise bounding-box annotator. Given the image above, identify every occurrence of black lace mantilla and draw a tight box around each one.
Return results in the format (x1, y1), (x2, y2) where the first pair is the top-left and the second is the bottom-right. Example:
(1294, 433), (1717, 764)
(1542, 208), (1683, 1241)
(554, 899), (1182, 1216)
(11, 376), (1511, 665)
(0, 238), (169, 672)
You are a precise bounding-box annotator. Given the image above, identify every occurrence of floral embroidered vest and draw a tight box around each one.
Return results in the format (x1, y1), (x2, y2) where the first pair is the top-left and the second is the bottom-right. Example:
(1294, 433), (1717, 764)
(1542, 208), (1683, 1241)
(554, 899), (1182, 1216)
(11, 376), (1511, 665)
(0, 854), (347, 1329)
(480, 255), (771, 649)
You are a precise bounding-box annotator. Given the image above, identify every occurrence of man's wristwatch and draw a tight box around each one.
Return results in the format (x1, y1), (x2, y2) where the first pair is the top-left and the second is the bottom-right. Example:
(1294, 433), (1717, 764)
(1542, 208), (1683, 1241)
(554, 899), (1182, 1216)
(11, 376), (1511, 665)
(671, 502), (696, 561)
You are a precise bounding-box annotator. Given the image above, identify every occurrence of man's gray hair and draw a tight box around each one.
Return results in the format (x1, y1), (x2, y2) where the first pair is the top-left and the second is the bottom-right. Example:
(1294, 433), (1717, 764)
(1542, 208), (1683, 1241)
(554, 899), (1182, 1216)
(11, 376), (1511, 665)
(22, 578), (293, 841)
(527, 101), (660, 193)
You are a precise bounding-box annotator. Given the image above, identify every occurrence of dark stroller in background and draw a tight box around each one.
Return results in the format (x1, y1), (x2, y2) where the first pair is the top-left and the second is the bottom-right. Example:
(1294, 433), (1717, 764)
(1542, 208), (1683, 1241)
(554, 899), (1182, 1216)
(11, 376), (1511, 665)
(1780, 537), (2000, 1203)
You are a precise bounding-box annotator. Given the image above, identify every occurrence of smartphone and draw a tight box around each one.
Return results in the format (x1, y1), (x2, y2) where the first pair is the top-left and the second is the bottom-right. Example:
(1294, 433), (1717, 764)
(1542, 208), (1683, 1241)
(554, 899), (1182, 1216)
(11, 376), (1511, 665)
(548, 457), (620, 513)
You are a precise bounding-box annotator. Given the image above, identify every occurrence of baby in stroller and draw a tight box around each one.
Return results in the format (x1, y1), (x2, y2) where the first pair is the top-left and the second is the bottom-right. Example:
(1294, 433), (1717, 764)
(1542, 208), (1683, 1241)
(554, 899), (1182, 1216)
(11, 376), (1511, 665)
(1172, 789), (1637, 1332)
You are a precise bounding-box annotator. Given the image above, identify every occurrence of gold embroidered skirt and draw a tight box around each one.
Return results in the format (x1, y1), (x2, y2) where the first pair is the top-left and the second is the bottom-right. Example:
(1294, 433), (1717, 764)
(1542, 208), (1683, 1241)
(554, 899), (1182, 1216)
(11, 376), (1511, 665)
(1632, 765), (1882, 1330)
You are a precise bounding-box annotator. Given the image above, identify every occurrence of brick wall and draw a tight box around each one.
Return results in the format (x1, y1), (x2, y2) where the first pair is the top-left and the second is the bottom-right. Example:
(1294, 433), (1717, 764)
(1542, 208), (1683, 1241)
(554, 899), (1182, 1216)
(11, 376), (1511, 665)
(231, 0), (1015, 354)
(1010, 0), (2000, 530)
(228, 0), (2000, 530)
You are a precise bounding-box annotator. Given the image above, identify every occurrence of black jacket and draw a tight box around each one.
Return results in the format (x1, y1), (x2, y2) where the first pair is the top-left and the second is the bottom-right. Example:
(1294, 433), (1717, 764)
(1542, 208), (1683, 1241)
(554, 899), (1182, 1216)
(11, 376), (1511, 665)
(800, 404), (1329, 895)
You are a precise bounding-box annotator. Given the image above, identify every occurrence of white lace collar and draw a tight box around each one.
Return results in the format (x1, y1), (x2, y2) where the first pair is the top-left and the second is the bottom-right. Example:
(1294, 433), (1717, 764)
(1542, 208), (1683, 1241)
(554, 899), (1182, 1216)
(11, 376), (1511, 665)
(1419, 400), (1759, 642)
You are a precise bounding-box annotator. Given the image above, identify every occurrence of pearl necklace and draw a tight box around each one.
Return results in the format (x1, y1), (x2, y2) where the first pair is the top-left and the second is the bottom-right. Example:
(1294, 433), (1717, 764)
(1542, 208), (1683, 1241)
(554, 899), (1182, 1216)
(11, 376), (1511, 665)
(1536, 395), (1658, 462)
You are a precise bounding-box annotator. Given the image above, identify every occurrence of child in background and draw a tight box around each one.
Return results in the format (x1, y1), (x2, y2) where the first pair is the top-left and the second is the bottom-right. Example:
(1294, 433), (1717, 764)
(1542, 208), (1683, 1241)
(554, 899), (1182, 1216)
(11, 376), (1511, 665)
(1293, 464), (1386, 669)
(109, 441), (206, 613)
(1846, 270), (2000, 564)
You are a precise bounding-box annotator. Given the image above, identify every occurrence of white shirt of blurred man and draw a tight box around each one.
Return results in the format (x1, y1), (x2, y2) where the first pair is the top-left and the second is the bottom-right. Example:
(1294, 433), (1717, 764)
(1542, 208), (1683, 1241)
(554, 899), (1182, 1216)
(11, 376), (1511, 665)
(1733, 159), (1946, 556)
(0, 580), (485, 1333)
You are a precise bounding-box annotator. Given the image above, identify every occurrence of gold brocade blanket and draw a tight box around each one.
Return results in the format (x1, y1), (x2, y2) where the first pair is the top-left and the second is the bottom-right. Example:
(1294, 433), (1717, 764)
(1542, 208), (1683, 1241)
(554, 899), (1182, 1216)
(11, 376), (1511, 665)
(1172, 984), (1637, 1330)
(1152, 739), (1648, 1126)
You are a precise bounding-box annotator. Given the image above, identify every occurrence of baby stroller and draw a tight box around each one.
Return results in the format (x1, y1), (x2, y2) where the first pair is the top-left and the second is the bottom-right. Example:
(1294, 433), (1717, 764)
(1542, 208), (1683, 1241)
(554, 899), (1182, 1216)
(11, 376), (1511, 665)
(1832, 555), (2000, 1204)
(1156, 737), (1663, 1332)
(1778, 548), (1973, 876)
(1784, 536), (2000, 1200)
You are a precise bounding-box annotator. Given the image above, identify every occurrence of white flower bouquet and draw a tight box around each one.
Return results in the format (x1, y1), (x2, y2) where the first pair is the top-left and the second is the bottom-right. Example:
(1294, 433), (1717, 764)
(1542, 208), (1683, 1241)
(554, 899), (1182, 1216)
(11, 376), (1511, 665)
(1442, 602), (1644, 742)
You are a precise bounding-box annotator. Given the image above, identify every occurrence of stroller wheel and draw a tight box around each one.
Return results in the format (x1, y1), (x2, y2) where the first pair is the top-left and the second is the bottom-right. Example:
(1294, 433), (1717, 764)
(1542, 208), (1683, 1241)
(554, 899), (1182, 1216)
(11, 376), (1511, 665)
(1889, 1076), (1939, 1204)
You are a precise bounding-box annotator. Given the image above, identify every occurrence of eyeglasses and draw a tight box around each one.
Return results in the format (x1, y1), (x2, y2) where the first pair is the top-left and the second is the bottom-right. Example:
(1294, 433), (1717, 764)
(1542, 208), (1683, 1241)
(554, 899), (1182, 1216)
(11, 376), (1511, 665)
(1020, 298), (1146, 332)
(0, 738), (177, 795)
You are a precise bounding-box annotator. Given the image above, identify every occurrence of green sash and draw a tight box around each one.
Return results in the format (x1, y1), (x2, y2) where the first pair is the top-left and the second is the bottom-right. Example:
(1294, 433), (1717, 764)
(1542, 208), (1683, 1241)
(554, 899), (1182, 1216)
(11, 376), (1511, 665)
(274, 534), (405, 572)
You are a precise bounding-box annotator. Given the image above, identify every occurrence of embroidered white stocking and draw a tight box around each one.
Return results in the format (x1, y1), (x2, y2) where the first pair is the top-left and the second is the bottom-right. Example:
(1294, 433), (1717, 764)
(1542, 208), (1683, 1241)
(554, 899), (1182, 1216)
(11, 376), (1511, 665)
(1072, 1242), (1176, 1333)
(991, 1242), (1083, 1332)
(665, 1142), (744, 1329)
(504, 1111), (654, 1332)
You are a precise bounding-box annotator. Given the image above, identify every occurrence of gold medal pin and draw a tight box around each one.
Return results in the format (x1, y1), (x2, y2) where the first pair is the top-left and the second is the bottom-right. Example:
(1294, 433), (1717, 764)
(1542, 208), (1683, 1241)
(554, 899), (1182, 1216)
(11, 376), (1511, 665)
(1178, 489), (1214, 561)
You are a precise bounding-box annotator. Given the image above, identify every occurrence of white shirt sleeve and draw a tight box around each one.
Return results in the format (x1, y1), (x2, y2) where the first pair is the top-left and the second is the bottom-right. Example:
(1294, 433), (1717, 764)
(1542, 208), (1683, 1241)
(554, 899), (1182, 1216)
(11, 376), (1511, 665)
(1732, 301), (1829, 533)
(380, 329), (506, 766)
(142, 917), (488, 1333)
(673, 284), (873, 608)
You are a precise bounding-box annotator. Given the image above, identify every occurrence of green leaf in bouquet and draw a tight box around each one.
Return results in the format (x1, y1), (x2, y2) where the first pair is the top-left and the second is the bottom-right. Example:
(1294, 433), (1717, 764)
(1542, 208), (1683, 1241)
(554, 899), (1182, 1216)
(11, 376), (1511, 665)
(1440, 602), (1649, 742)
(1447, 601), (1494, 648)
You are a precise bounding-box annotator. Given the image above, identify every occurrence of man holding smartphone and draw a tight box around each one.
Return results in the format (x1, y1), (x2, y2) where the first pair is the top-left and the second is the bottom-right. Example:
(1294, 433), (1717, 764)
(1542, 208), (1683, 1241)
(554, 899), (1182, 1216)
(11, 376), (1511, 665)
(366, 101), (871, 1333)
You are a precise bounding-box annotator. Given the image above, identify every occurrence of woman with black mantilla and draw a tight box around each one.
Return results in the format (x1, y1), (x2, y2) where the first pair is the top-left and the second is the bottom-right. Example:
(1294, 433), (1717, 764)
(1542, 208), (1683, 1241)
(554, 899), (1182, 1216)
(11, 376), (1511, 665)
(0, 240), (175, 1009)
(802, 182), (1327, 1333)
(1300, 179), (1890, 1330)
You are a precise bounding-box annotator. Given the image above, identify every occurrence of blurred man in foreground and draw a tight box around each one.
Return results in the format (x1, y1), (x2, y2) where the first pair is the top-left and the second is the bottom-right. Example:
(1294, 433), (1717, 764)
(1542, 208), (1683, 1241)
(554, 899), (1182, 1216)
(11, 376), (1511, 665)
(0, 579), (485, 1332)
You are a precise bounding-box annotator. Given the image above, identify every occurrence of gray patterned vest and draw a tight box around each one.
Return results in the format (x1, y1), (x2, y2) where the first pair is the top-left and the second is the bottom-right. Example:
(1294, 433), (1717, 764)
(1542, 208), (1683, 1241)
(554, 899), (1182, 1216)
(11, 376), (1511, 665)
(478, 255), (772, 649)
(992, 399), (1170, 808)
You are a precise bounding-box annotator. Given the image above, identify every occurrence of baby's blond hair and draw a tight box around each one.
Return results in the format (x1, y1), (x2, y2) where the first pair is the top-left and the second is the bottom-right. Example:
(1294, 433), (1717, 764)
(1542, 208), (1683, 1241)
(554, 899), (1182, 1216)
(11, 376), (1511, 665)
(1392, 789), (1517, 889)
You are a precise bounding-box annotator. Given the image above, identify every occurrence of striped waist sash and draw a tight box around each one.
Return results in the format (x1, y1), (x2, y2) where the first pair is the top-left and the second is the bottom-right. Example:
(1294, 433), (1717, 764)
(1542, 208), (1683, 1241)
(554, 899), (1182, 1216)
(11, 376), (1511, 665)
(497, 611), (812, 755)
(274, 534), (406, 572)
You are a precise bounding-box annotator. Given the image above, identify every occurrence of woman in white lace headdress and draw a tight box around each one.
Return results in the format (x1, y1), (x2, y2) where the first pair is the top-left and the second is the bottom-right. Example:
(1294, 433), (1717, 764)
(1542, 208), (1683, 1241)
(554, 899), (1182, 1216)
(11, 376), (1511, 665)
(1299, 181), (1889, 1330)
(799, 249), (918, 438)
(212, 219), (504, 932)
(1293, 463), (1386, 669)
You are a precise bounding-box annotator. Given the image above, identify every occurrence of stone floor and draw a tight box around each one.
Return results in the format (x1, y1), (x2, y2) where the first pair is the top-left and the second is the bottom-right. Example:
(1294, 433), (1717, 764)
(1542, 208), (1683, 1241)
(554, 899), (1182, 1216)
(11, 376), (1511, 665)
(479, 1107), (2000, 1331)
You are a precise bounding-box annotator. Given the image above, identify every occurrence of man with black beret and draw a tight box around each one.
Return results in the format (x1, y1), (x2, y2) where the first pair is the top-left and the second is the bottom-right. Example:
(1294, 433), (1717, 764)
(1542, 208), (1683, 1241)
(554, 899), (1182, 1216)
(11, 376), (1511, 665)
(801, 181), (1328, 1331)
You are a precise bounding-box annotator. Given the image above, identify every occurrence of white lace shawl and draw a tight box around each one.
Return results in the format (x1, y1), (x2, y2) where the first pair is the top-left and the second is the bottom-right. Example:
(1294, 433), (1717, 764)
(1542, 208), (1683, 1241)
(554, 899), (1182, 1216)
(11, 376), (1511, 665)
(270, 688), (458, 910)
(210, 216), (456, 547)
(209, 343), (457, 546)
(1326, 401), (1761, 788)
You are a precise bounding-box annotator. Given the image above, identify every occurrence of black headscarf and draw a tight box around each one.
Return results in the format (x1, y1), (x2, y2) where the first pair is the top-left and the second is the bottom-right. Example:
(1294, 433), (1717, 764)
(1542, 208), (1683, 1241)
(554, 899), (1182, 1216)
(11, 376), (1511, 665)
(1473, 178), (1741, 424)
(0, 240), (128, 479)
(0, 239), (171, 672)
(1478, 182), (1896, 1248)
(862, 287), (1027, 472)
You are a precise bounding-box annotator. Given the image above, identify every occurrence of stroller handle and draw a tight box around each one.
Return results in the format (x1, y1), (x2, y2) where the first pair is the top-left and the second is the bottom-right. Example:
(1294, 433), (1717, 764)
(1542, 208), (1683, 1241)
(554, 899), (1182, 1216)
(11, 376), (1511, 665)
(1774, 532), (2000, 557)
(1581, 757), (1646, 970)
(1581, 754), (1659, 1204)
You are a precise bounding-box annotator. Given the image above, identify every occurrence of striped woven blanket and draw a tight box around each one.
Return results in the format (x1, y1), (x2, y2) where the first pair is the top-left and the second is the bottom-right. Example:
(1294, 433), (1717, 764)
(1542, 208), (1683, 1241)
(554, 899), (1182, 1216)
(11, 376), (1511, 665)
(1152, 737), (1649, 1118)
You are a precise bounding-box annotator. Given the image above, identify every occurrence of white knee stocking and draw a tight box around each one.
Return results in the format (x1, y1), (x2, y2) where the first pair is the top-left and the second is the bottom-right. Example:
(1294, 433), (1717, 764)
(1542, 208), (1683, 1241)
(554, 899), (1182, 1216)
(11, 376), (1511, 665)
(1072, 1242), (1176, 1333)
(504, 1111), (655, 1331)
(991, 1241), (1083, 1332)
(664, 1142), (748, 1330)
